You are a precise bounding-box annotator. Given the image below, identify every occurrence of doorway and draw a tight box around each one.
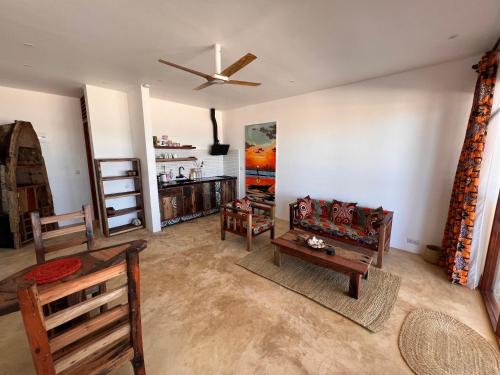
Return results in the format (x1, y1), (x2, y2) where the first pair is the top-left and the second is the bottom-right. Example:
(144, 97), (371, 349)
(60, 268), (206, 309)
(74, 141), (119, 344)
(480, 189), (500, 343)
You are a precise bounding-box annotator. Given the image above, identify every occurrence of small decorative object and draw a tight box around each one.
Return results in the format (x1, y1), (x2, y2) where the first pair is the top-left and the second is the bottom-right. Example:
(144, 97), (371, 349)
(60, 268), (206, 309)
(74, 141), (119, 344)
(131, 218), (142, 227)
(153, 136), (158, 146)
(307, 236), (326, 249)
(106, 207), (116, 216)
(326, 247), (335, 256)
(126, 170), (137, 176)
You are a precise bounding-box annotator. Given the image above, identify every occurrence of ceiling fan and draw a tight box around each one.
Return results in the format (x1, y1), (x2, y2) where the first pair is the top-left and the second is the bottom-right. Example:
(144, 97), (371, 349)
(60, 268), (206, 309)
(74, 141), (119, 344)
(158, 44), (261, 90)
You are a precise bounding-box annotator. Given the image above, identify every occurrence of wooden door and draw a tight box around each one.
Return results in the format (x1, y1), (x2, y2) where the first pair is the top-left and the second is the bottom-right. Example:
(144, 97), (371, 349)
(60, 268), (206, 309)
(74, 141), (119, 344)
(160, 187), (183, 221)
(182, 185), (195, 216)
(194, 183), (204, 213)
(221, 179), (236, 205)
(202, 182), (217, 211)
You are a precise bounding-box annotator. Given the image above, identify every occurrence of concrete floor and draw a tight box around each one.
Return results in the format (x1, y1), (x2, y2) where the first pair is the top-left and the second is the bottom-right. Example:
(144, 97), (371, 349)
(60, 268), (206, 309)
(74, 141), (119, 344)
(0, 215), (496, 374)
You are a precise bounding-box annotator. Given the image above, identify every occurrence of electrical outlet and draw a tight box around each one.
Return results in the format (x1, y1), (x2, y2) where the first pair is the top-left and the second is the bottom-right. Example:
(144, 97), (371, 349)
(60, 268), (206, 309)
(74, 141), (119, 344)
(407, 238), (420, 245)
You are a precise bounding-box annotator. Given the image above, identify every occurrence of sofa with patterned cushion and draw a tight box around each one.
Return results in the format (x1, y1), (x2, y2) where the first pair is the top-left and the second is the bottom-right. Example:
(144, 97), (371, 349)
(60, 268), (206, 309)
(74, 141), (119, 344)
(221, 197), (275, 251)
(289, 197), (393, 268)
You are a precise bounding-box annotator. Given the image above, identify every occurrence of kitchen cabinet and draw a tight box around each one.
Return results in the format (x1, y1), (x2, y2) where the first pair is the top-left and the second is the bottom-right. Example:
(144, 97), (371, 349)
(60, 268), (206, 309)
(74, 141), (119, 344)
(160, 187), (183, 221)
(158, 176), (237, 226)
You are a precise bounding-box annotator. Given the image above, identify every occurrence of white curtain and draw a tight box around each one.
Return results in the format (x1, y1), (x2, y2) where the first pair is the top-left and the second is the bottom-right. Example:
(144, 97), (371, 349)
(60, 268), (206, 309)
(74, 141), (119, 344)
(468, 55), (500, 288)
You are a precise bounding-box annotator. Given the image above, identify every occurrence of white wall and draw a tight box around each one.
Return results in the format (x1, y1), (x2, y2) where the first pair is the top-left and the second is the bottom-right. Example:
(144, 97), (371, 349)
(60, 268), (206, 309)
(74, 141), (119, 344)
(0, 85), (92, 215)
(84, 85), (134, 158)
(223, 56), (479, 253)
(150, 98), (222, 149)
(128, 86), (161, 232)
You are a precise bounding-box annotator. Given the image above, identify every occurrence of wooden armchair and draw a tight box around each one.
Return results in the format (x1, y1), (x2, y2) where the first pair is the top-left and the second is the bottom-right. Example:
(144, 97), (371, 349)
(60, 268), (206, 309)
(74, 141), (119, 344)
(30, 205), (94, 265)
(220, 198), (275, 251)
(17, 245), (146, 375)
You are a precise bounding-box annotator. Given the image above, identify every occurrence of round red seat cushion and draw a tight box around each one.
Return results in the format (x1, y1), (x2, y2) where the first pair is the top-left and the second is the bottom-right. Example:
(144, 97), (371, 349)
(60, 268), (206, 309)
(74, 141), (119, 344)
(24, 258), (82, 285)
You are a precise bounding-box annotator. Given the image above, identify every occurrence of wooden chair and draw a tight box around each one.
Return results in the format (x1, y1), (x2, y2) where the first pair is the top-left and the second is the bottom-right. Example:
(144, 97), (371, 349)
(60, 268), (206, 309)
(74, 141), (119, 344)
(18, 245), (146, 375)
(30, 205), (94, 265)
(220, 199), (275, 251)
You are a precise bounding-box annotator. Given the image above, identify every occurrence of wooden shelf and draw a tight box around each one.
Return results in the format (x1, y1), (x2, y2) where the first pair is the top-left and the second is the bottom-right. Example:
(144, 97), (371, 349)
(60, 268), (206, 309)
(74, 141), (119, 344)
(107, 207), (143, 217)
(154, 145), (195, 150)
(102, 175), (140, 181)
(109, 223), (144, 236)
(104, 191), (141, 199)
(156, 157), (197, 163)
(95, 158), (145, 238)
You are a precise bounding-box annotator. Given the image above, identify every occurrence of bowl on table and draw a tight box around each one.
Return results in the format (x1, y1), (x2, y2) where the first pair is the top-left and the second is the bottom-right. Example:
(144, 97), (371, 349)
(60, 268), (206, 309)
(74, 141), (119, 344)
(306, 236), (326, 250)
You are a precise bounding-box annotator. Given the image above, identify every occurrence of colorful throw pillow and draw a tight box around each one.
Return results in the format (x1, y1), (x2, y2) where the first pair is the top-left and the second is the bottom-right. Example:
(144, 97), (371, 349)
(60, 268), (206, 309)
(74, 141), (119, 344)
(365, 207), (385, 235)
(312, 199), (331, 219)
(297, 196), (313, 219)
(330, 200), (357, 225)
(234, 196), (252, 212)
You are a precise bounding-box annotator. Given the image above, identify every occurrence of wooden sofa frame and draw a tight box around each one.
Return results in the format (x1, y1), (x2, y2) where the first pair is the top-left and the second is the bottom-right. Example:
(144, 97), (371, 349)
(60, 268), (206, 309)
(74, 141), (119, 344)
(289, 202), (393, 268)
(221, 200), (275, 251)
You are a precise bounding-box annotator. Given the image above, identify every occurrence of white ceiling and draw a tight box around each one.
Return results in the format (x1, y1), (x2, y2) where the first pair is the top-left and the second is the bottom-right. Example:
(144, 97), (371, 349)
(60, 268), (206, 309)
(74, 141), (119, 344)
(0, 0), (499, 109)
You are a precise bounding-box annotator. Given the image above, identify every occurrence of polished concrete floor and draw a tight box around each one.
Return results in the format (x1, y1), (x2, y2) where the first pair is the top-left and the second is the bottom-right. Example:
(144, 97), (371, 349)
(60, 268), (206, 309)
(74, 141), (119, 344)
(0, 215), (496, 374)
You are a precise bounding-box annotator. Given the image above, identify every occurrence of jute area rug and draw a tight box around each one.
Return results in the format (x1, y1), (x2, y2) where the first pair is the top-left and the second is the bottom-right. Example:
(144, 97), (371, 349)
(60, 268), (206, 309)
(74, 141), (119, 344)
(236, 246), (401, 332)
(399, 309), (500, 375)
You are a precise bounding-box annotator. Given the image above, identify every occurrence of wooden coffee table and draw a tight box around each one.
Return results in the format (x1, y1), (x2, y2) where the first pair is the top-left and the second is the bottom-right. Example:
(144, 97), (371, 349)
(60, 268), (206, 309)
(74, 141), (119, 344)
(271, 229), (374, 299)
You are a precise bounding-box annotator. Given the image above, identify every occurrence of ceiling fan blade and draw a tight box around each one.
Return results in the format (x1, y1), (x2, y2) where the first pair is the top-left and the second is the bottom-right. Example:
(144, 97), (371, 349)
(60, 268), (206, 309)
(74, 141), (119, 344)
(220, 53), (257, 77)
(226, 80), (261, 87)
(193, 81), (215, 91)
(158, 59), (213, 80)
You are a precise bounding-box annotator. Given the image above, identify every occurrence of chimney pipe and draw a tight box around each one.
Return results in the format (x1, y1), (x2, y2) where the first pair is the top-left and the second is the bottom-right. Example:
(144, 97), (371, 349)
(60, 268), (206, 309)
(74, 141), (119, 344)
(210, 108), (230, 155)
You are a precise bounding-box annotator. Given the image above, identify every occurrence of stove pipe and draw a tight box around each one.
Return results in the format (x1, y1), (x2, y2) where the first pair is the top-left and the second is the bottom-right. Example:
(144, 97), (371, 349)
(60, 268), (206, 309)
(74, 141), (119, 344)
(210, 108), (230, 155)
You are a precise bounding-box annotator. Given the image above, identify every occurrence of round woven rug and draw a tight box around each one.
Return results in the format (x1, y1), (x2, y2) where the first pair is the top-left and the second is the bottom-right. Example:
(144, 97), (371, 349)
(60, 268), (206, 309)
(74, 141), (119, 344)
(399, 309), (500, 375)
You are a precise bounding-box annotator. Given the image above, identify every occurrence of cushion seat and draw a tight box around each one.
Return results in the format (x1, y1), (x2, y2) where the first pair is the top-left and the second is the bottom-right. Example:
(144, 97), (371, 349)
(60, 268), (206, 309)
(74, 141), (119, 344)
(297, 217), (379, 247)
(243, 214), (273, 235)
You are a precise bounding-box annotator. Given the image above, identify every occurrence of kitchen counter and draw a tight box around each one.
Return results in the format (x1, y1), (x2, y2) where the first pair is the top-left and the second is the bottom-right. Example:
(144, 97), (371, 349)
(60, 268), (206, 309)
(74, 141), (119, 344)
(158, 175), (236, 190)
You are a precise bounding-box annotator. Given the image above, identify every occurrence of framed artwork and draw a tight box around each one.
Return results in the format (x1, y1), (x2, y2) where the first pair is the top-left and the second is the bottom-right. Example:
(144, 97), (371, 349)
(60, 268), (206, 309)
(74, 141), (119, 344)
(245, 122), (276, 202)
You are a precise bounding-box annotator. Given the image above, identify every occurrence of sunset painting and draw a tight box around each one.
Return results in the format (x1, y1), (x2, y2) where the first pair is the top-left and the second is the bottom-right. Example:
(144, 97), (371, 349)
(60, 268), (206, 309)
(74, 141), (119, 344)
(245, 122), (276, 202)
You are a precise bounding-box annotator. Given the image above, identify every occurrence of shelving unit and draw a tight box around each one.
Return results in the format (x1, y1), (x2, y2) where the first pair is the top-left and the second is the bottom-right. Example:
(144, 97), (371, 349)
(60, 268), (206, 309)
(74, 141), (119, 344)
(94, 158), (145, 237)
(156, 157), (198, 163)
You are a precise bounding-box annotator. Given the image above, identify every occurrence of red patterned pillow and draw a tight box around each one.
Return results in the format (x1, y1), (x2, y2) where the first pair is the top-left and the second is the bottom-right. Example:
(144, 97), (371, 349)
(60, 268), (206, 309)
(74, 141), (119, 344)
(234, 196), (252, 212)
(365, 207), (384, 235)
(330, 200), (357, 225)
(297, 196), (313, 219)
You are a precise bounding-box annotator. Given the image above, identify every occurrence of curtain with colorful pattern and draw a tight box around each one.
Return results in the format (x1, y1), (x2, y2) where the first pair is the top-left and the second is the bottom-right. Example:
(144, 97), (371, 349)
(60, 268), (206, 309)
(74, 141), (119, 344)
(441, 51), (499, 285)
